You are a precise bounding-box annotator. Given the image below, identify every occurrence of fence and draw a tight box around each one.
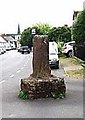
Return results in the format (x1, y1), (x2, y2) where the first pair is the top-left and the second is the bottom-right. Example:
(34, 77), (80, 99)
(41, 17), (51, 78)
(73, 44), (85, 61)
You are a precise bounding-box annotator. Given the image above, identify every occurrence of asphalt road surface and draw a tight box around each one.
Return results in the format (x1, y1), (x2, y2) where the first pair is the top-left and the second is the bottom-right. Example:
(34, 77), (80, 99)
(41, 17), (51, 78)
(0, 50), (83, 118)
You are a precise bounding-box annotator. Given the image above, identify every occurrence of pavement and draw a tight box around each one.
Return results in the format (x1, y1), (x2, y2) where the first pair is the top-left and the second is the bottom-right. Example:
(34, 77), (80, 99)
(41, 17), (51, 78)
(0, 50), (84, 118)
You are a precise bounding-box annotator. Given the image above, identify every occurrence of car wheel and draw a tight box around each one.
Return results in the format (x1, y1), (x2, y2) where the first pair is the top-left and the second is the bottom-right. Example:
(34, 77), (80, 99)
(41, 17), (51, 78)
(55, 61), (59, 69)
(56, 64), (59, 69)
(22, 52), (24, 54)
(28, 51), (30, 54)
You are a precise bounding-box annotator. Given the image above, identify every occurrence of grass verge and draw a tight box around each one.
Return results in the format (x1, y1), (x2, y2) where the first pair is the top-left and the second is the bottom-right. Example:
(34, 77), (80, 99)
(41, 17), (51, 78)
(60, 56), (81, 67)
(60, 56), (84, 79)
(66, 69), (83, 79)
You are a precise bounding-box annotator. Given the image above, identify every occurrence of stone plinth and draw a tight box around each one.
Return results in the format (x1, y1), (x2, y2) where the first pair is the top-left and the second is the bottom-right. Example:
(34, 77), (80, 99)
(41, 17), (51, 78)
(19, 75), (66, 99)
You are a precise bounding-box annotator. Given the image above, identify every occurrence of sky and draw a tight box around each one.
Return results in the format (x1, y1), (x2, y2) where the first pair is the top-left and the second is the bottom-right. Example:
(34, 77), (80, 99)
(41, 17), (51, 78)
(0, 0), (84, 34)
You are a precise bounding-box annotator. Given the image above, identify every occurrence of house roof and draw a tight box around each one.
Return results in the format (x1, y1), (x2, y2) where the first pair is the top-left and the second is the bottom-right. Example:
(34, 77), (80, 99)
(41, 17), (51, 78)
(0, 36), (6, 43)
(5, 33), (21, 36)
(4, 36), (17, 42)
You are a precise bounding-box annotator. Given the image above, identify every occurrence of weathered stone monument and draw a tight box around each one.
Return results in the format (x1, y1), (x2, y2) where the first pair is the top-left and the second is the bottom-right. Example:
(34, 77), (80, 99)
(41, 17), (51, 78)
(18, 35), (66, 99)
(31, 35), (51, 78)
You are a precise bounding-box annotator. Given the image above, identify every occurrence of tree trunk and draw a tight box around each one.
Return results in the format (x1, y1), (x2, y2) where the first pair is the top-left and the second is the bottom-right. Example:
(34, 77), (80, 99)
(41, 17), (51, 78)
(31, 35), (51, 79)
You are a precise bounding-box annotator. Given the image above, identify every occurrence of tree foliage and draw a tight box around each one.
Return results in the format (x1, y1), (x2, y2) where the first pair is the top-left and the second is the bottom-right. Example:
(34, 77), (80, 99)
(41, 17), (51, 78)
(20, 23), (52, 47)
(20, 23), (71, 47)
(33, 23), (52, 35)
(20, 27), (32, 48)
(48, 26), (71, 43)
(48, 27), (61, 42)
(72, 10), (85, 44)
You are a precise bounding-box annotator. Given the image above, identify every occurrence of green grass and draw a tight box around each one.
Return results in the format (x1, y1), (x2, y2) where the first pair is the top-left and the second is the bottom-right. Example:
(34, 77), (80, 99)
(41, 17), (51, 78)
(60, 56), (81, 67)
(60, 56), (84, 79)
(66, 69), (84, 78)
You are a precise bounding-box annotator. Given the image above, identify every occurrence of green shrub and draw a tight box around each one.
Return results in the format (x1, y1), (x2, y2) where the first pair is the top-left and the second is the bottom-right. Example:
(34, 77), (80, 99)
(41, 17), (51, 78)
(18, 90), (29, 100)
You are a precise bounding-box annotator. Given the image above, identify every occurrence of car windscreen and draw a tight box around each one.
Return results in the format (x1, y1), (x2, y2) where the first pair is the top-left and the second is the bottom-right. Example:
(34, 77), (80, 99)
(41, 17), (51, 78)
(21, 46), (28, 49)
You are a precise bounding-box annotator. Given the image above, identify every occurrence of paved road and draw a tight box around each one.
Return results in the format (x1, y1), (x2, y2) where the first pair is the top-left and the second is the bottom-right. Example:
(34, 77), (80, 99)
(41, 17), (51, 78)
(0, 50), (83, 118)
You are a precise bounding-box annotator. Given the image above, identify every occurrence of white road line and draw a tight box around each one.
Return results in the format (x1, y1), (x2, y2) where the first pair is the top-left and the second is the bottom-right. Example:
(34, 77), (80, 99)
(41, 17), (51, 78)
(0, 80), (5, 84)
(21, 67), (24, 70)
(24, 64), (26, 67)
(10, 74), (15, 78)
(17, 70), (21, 73)
(27, 61), (29, 63)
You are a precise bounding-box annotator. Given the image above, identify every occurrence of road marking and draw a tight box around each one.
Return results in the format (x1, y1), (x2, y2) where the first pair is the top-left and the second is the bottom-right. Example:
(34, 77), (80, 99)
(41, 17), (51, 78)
(8, 114), (15, 117)
(0, 80), (5, 84)
(17, 70), (21, 73)
(21, 67), (24, 70)
(24, 64), (26, 67)
(10, 74), (15, 78)
(27, 61), (29, 63)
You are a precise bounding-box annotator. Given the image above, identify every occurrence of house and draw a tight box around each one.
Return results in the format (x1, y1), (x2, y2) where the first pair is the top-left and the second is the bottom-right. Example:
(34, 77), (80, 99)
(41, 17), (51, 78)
(3, 35), (17, 50)
(0, 24), (21, 51)
(0, 35), (7, 54)
(4, 34), (21, 49)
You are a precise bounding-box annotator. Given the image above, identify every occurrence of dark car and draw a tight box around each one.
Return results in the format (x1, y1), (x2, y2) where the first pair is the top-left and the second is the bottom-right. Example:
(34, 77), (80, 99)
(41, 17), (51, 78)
(18, 46), (30, 54)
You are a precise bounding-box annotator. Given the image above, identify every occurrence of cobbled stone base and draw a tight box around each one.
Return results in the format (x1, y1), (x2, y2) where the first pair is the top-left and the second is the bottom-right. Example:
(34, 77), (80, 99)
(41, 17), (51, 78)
(19, 75), (66, 100)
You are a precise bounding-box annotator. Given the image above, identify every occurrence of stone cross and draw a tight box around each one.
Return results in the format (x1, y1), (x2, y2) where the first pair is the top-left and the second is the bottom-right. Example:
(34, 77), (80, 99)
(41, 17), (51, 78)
(31, 35), (51, 79)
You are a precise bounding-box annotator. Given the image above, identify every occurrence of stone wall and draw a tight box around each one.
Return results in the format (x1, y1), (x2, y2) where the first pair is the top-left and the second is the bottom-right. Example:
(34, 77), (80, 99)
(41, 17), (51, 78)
(20, 76), (66, 99)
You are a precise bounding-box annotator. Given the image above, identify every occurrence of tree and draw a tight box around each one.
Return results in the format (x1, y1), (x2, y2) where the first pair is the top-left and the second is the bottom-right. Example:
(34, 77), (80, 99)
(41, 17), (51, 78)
(48, 27), (61, 42)
(48, 26), (71, 43)
(33, 23), (52, 35)
(72, 10), (85, 44)
(20, 23), (52, 47)
(20, 23), (71, 48)
(20, 27), (33, 48)
(60, 26), (71, 43)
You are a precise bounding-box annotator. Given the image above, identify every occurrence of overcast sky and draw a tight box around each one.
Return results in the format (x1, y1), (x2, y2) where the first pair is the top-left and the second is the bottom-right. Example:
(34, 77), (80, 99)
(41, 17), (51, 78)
(0, 0), (84, 34)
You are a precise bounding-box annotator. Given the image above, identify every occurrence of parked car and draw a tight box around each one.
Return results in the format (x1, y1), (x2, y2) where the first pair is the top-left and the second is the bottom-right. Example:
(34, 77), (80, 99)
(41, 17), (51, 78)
(62, 41), (75, 57)
(18, 46), (30, 54)
(49, 42), (59, 69)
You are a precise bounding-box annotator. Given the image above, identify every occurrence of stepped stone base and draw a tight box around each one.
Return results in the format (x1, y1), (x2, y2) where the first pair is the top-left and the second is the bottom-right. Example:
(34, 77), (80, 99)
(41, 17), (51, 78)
(20, 75), (66, 99)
